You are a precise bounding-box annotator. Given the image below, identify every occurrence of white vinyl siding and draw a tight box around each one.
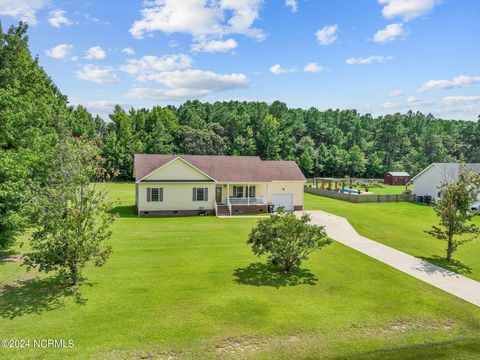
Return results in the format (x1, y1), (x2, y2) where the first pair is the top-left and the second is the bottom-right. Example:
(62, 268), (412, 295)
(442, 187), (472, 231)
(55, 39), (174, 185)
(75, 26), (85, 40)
(266, 182), (304, 207)
(138, 183), (216, 212)
(143, 157), (212, 181)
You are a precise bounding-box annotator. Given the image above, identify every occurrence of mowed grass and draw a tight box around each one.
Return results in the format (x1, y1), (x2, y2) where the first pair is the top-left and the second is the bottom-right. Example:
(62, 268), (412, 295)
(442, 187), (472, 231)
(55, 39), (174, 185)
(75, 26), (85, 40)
(305, 193), (480, 281)
(0, 183), (479, 359)
(366, 185), (409, 195)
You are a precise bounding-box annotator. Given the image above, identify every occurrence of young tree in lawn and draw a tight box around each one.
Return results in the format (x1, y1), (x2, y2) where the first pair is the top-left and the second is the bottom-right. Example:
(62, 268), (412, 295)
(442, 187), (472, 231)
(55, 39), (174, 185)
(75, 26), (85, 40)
(23, 140), (115, 285)
(426, 166), (480, 261)
(247, 211), (330, 273)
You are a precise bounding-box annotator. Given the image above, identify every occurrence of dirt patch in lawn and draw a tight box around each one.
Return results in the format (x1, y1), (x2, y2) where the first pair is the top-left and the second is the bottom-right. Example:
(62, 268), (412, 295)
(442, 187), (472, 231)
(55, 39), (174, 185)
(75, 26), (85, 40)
(345, 318), (460, 338)
(0, 254), (23, 263)
(0, 273), (38, 293)
(213, 332), (323, 359)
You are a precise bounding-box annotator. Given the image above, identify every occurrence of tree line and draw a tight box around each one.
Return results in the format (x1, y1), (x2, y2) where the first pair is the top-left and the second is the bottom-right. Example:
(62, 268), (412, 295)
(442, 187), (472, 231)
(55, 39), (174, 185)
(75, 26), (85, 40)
(75, 100), (480, 181)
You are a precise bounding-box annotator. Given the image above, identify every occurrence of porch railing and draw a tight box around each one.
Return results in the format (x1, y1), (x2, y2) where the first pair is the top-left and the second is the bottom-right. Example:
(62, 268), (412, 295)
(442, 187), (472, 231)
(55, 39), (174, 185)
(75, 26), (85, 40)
(228, 196), (266, 205)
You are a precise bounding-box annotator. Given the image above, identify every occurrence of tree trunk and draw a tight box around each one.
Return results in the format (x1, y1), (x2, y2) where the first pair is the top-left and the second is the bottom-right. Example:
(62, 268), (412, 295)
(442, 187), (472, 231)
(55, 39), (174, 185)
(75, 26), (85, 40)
(70, 264), (79, 286)
(446, 236), (453, 261)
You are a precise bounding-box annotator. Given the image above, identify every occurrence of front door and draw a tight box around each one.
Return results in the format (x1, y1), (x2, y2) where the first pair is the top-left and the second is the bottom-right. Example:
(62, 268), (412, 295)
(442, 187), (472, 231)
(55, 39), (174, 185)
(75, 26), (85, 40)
(215, 186), (223, 203)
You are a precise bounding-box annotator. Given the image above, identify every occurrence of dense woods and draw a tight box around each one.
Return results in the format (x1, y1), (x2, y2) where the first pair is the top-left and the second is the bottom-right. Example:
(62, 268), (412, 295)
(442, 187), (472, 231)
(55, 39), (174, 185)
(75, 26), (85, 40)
(92, 102), (480, 180)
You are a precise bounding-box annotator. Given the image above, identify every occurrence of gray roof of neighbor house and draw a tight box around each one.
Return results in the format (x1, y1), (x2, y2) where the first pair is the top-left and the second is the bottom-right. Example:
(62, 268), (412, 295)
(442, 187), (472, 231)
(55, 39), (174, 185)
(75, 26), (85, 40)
(134, 154), (307, 182)
(412, 163), (480, 181)
(387, 171), (410, 177)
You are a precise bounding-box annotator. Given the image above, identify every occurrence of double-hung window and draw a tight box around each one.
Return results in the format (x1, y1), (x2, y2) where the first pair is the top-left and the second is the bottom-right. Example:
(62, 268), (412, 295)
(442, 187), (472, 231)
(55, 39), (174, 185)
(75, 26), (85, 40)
(233, 186), (244, 198)
(147, 187), (163, 202)
(193, 187), (209, 201)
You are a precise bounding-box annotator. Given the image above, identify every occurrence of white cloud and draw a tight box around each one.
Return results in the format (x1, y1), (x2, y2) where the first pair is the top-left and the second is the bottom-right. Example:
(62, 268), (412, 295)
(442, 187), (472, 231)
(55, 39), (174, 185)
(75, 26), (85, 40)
(48, 9), (72, 28)
(84, 13), (109, 25)
(381, 102), (397, 109)
(129, 0), (264, 41)
(269, 64), (296, 74)
(417, 75), (480, 92)
(85, 46), (107, 60)
(378, 0), (441, 21)
(122, 47), (135, 56)
(379, 96), (432, 110)
(79, 100), (121, 112)
(120, 54), (192, 81)
(270, 64), (285, 74)
(0, 0), (48, 25)
(286, 0), (298, 12)
(191, 38), (237, 53)
(126, 70), (249, 101)
(316, 25), (338, 46)
(388, 89), (405, 97)
(373, 23), (406, 43)
(441, 96), (480, 106)
(405, 96), (421, 104)
(346, 55), (394, 65)
(45, 44), (74, 59)
(76, 65), (119, 84)
(303, 62), (326, 73)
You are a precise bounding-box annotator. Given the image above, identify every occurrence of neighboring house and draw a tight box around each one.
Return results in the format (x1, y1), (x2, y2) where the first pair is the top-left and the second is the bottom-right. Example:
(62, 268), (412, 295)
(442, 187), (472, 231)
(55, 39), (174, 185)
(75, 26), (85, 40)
(412, 163), (480, 200)
(384, 171), (411, 185)
(134, 154), (306, 216)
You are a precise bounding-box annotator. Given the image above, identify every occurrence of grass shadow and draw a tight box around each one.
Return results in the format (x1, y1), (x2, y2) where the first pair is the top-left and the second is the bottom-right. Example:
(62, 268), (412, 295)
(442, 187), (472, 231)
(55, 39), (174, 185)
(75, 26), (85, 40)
(233, 262), (318, 288)
(0, 248), (19, 264)
(419, 255), (473, 275)
(0, 275), (90, 319)
(110, 205), (136, 218)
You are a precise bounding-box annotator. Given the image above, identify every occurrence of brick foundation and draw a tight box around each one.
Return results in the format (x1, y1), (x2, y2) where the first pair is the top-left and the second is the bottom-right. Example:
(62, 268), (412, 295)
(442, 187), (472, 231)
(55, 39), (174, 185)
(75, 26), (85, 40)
(294, 205), (303, 211)
(139, 209), (215, 217)
(231, 205), (267, 214)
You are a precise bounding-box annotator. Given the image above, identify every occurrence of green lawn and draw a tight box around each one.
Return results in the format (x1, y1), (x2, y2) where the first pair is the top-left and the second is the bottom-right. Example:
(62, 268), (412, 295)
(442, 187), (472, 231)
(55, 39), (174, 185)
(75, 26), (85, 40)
(305, 193), (480, 282)
(366, 185), (409, 195)
(1, 183), (480, 359)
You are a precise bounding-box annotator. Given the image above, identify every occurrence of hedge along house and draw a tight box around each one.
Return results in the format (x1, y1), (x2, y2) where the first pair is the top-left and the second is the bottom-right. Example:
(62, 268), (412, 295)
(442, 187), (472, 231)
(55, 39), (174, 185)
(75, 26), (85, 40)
(134, 154), (307, 216)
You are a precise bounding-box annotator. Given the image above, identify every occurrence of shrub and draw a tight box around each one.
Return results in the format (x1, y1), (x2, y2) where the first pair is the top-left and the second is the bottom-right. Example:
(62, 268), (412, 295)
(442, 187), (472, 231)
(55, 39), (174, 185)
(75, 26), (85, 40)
(247, 211), (331, 272)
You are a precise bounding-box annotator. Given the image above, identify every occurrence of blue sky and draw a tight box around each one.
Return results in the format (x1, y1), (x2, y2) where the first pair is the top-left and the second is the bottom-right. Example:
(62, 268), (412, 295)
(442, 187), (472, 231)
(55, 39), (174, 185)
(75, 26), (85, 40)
(0, 0), (479, 120)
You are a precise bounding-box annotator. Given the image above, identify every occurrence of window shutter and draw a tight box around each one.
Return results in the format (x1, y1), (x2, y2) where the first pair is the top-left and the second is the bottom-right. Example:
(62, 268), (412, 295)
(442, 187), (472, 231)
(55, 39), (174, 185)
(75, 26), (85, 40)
(193, 188), (197, 201)
(160, 188), (163, 202)
(204, 188), (208, 201)
(147, 188), (151, 202)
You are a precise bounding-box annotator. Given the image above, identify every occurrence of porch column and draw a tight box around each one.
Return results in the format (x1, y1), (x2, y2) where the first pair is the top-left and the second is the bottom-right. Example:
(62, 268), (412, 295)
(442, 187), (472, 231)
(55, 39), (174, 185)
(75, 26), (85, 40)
(227, 183), (229, 203)
(247, 184), (250, 205)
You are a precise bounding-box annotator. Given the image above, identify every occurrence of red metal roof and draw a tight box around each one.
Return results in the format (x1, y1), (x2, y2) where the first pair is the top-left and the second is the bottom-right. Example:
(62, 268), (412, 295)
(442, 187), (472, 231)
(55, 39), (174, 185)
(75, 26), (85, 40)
(134, 154), (307, 182)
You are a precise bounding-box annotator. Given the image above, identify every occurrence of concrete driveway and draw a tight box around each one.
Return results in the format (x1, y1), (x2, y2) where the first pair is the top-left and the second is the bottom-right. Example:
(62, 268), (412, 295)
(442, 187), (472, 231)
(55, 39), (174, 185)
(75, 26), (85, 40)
(302, 210), (480, 307)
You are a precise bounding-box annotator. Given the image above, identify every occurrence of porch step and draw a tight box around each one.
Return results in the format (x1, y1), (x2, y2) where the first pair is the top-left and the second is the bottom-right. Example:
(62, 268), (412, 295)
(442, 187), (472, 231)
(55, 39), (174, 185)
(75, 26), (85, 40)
(216, 205), (230, 216)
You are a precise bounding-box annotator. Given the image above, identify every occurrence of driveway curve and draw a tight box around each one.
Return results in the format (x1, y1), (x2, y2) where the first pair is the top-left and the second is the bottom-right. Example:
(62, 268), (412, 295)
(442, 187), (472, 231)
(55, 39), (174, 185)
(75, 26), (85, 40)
(302, 210), (480, 307)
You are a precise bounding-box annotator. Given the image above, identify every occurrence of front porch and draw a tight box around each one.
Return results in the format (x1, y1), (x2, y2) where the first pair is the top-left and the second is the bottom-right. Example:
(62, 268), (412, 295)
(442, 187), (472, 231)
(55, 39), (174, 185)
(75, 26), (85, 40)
(215, 183), (268, 216)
